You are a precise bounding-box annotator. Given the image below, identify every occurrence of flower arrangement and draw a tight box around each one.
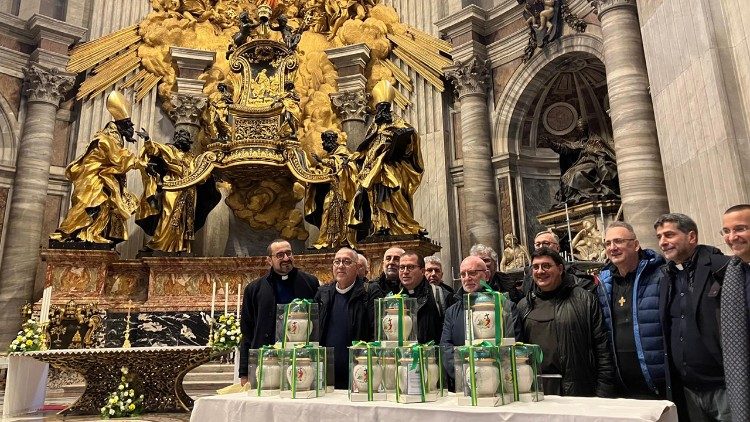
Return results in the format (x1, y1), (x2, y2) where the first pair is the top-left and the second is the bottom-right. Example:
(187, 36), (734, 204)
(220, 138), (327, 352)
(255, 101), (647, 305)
(211, 313), (242, 351)
(8, 319), (45, 353)
(100, 367), (144, 419)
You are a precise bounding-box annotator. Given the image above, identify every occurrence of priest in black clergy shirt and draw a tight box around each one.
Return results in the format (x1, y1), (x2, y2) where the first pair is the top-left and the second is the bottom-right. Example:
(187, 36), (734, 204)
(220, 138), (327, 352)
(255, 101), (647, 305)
(317, 247), (384, 388)
(239, 239), (319, 385)
(399, 251), (443, 344)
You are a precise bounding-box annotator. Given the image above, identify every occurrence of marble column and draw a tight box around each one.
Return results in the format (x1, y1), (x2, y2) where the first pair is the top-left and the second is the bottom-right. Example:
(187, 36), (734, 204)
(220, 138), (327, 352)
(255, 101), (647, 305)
(169, 47), (214, 141)
(595, 0), (669, 248)
(326, 44), (370, 151)
(446, 57), (501, 252)
(0, 65), (74, 345)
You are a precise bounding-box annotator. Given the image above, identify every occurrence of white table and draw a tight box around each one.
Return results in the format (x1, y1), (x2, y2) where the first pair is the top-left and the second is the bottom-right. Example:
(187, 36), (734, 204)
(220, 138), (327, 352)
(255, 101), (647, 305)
(191, 390), (677, 422)
(2, 355), (49, 417)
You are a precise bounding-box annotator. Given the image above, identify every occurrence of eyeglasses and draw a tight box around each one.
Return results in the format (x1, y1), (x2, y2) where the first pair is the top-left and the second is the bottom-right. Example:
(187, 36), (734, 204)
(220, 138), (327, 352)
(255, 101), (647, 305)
(460, 269), (485, 278)
(272, 251), (293, 259)
(720, 225), (748, 236)
(534, 241), (558, 248)
(332, 259), (355, 267)
(531, 263), (555, 272)
(398, 265), (420, 272)
(604, 238), (636, 248)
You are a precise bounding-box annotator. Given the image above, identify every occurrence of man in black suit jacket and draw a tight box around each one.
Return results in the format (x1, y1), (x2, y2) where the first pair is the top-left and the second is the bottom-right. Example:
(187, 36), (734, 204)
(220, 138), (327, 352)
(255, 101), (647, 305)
(655, 213), (730, 422)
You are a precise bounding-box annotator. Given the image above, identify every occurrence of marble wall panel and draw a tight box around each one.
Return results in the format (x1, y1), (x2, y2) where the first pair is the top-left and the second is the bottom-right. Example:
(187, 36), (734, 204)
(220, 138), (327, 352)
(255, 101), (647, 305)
(521, 177), (557, 248)
(104, 312), (210, 347)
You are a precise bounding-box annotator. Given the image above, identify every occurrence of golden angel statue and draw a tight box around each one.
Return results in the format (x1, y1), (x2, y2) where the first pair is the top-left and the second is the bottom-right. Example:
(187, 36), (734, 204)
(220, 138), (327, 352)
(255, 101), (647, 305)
(50, 91), (144, 245)
(303, 130), (358, 249)
(349, 80), (427, 237)
(135, 129), (221, 254)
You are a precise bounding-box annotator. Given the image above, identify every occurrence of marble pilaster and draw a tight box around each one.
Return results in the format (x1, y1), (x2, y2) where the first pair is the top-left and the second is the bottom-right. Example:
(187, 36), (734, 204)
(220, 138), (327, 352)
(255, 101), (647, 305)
(594, 0), (669, 248)
(446, 57), (501, 252)
(325, 44), (370, 150)
(0, 65), (74, 346)
(169, 47), (214, 139)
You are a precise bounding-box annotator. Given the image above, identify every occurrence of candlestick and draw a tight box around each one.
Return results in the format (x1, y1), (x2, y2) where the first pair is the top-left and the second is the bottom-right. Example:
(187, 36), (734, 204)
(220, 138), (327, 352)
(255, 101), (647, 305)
(236, 282), (241, 318)
(564, 202), (574, 261)
(40, 286), (52, 324)
(598, 203), (606, 241)
(224, 282), (229, 316)
(210, 281), (217, 320)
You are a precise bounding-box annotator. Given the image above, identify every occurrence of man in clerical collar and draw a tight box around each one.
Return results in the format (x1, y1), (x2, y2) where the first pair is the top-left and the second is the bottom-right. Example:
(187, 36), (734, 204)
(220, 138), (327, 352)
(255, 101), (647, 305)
(316, 248), (384, 388)
(655, 213), (732, 421)
(595, 221), (666, 399)
(239, 239), (318, 385)
(369, 247), (404, 295)
(399, 251), (442, 344)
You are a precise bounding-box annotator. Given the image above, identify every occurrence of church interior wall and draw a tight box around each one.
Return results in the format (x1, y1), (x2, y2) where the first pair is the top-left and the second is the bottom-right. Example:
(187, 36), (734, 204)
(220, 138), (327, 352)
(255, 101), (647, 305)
(639, 0), (750, 251)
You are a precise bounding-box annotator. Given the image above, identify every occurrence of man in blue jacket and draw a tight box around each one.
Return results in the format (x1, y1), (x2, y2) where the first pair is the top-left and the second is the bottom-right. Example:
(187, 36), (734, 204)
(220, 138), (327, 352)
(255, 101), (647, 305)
(596, 221), (666, 399)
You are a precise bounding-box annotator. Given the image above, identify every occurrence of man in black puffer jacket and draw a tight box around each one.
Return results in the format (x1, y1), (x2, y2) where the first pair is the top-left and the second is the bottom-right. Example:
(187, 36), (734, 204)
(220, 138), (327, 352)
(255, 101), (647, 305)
(517, 247), (616, 397)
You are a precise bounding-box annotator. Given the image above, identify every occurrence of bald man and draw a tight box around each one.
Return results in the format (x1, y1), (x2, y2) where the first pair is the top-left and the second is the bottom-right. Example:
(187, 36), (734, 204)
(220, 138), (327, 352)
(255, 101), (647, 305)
(440, 256), (520, 391)
(368, 247), (404, 295)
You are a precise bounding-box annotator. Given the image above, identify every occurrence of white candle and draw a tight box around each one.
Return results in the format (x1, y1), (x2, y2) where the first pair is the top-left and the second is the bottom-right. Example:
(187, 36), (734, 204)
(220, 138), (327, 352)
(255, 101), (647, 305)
(40, 286), (52, 324)
(599, 203), (606, 241)
(224, 282), (229, 316)
(210, 281), (217, 320)
(564, 202), (574, 261)
(236, 283), (241, 318)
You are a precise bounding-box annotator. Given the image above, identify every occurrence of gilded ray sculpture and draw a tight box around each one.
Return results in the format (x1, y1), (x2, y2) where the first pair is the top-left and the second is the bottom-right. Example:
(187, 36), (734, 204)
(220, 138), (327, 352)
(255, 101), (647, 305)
(50, 91), (144, 245)
(350, 80), (426, 238)
(135, 129), (221, 254)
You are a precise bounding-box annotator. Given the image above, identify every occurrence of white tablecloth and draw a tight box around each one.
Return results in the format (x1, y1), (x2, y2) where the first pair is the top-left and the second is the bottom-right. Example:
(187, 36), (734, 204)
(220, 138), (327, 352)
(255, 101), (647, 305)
(191, 390), (677, 422)
(2, 355), (48, 416)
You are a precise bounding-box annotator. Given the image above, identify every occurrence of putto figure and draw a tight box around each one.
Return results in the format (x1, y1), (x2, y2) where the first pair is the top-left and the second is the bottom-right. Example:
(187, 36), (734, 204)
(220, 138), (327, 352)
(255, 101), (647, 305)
(350, 79), (426, 238)
(50, 91), (144, 245)
(136, 129), (220, 254)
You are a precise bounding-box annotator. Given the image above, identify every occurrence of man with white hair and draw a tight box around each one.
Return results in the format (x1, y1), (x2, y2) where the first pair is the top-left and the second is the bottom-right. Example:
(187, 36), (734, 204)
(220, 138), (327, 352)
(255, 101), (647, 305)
(424, 255), (454, 315)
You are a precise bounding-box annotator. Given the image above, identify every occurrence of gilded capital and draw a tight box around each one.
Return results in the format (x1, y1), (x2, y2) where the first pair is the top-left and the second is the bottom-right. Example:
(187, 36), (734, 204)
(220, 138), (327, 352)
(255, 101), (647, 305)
(167, 93), (207, 127)
(330, 90), (369, 122)
(23, 65), (74, 105)
(446, 57), (491, 100)
(590, 0), (637, 17)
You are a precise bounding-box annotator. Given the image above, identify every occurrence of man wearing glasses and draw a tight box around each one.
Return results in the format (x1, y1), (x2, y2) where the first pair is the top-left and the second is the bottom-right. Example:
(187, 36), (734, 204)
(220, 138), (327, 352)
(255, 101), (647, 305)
(398, 251), (442, 344)
(317, 248), (384, 388)
(440, 256), (519, 391)
(239, 239), (319, 385)
(595, 222), (666, 399)
(517, 247), (615, 397)
(655, 213), (733, 421)
(720, 205), (750, 421)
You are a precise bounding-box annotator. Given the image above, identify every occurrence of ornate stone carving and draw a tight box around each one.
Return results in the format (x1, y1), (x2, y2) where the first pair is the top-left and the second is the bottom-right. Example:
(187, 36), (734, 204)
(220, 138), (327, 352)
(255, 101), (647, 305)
(22, 65), (74, 105)
(167, 93), (207, 127)
(518, 0), (587, 62)
(589, 0), (637, 16)
(446, 57), (491, 100)
(330, 90), (368, 122)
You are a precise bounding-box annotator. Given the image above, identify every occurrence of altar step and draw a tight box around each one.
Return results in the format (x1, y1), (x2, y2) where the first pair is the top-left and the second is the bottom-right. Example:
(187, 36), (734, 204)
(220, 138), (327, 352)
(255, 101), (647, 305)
(46, 362), (236, 399)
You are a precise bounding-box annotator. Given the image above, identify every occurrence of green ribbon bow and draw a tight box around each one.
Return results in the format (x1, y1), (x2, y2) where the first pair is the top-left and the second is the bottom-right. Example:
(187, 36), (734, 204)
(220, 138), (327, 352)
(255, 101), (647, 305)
(405, 343), (430, 402)
(282, 298), (312, 348)
(478, 282), (507, 342)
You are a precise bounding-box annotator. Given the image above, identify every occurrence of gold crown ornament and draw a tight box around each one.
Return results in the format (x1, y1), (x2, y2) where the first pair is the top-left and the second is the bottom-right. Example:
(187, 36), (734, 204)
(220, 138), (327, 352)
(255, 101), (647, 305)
(372, 80), (395, 105)
(106, 91), (131, 121)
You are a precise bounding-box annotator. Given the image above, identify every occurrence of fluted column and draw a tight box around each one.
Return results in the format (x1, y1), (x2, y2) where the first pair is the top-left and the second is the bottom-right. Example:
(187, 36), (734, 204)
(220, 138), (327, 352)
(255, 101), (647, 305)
(0, 65), (74, 345)
(595, 0), (669, 248)
(447, 57), (500, 252)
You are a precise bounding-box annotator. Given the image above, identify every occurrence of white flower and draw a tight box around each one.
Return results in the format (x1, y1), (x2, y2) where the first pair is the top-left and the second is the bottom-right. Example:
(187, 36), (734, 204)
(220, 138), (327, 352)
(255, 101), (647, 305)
(126, 398), (132, 404)
(118, 384), (124, 390)
(109, 409), (115, 415)
(121, 366), (129, 375)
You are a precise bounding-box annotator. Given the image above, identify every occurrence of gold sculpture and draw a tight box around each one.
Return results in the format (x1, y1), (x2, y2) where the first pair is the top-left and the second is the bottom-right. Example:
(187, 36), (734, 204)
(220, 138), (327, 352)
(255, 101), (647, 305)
(205, 82), (234, 142)
(136, 129), (220, 253)
(349, 80), (426, 237)
(499, 233), (531, 272)
(50, 91), (144, 245)
(303, 130), (358, 248)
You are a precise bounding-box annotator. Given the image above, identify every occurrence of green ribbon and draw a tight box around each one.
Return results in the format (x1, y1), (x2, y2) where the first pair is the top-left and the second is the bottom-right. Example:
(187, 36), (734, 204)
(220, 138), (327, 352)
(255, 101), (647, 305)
(283, 298), (312, 348)
(457, 342), (500, 405)
(289, 343), (322, 398)
(405, 343), (429, 402)
(512, 342), (543, 400)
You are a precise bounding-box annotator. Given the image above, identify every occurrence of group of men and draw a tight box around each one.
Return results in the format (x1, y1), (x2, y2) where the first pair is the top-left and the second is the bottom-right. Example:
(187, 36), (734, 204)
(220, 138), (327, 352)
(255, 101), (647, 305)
(239, 205), (750, 422)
